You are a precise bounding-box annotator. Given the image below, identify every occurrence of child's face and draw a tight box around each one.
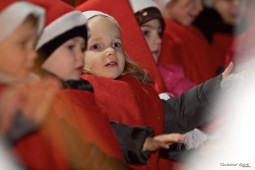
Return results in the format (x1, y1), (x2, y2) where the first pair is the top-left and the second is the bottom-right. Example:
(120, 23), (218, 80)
(42, 37), (85, 81)
(84, 16), (125, 79)
(166, 0), (203, 26)
(212, 0), (241, 25)
(141, 19), (162, 63)
(0, 17), (37, 79)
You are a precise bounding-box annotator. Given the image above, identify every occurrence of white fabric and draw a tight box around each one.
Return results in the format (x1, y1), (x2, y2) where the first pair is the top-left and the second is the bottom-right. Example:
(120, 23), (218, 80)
(82, 10), (119, 27)
(37, 11), (87, 49)
(0, 139), (21, 170)
(129, 0), (160, 13)
(183, 128), (209, 150)
(159, 92), (172, 100)
(0, 2), (45, 43)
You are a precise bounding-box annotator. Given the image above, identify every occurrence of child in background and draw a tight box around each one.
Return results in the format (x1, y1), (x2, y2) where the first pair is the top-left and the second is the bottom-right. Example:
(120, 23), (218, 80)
(129, 0), (196, 96)
(81, 10), (232, 170)
(129, 0), (210, 164)
(0, 0), (60, 143)
(154, 0), (216, 84)
(155, 0), (203, 26)
(193, 0), (243, 74)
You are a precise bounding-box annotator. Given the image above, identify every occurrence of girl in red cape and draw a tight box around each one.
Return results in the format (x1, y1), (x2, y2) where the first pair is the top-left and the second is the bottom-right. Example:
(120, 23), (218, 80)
(81, 10), (233, 170)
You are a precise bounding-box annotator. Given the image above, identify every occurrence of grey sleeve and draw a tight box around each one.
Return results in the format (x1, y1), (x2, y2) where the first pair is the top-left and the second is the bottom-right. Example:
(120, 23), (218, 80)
(163, 75), (222, 133)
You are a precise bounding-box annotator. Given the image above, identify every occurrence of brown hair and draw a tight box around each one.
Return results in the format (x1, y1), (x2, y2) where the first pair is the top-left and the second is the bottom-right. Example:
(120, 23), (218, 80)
(32, 51), (55, 78)
(122, 52), (152, 83)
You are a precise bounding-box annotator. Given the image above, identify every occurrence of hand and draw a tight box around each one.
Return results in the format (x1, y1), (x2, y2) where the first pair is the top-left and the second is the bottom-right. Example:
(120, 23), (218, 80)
(18, 77), (61, 125)
(0, 77), (61, 136)
(222, 61), (234, 79)
(142, 133), (185, 152)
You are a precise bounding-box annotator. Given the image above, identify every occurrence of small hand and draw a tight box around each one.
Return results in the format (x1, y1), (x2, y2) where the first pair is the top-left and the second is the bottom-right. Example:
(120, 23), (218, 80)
(143, 133), (185, 152)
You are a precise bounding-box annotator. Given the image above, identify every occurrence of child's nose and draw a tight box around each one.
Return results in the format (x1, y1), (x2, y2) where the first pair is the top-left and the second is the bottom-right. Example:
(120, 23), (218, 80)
(153, 34), (162, 45)
(106, 47), (116, 58)
(76, 50), (84, 61)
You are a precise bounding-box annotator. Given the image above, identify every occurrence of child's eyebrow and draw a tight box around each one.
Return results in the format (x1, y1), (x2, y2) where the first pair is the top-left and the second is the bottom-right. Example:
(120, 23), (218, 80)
(115, 36), (121, 40)
(141, 24), (154, 28)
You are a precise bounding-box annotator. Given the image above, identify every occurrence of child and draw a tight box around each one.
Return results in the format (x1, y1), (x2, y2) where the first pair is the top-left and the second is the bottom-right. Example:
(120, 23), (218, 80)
(81, 10), (232, 170)
(0, 0), (60, 142)
(0, 0), (62, 169)
(129, 0), (196, 96)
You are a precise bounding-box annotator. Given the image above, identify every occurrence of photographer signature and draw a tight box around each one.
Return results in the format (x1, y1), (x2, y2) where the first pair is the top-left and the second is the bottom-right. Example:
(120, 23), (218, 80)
(220, 162), (251, 168)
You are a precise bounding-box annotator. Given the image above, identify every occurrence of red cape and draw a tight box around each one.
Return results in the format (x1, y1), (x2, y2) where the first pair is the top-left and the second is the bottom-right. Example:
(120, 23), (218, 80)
(81, 74), (164, 170)
(13, 88), (123, 169)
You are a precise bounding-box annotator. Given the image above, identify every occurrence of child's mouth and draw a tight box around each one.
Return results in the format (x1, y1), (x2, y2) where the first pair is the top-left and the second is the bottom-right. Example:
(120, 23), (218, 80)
(105, 62), (117, 67)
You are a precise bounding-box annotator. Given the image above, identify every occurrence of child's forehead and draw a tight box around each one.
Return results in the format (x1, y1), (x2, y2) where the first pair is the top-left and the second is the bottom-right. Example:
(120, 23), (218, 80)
(88, 16), (122, 35)
(89, 15), (119, 27)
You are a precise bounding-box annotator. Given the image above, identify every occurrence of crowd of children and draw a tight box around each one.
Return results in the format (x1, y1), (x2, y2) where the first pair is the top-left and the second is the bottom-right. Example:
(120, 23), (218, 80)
(0, 0), (252, 170)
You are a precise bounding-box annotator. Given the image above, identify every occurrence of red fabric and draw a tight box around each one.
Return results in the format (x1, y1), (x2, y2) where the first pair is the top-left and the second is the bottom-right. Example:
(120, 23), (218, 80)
(158, 158), (186, 170)
(210, 33), (234, 72)
(81, 74), (164, 170)
(28, 0), (73, 26)
(159, 19), (215, 84)
(76, 0), (166, 93)
(15, 117), (69, 170)
(0, 84), (6, 91)
(58, 89), (123, 159)
(0, 0), (23, 10)
(0, 84), (68, 169)
(225, 26), (255, 68)
(12, 89), (123, 169)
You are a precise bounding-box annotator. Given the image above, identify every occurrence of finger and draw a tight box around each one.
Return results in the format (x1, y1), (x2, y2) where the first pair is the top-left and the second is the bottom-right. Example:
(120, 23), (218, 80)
(222, 61), (234, 78)
(164, 133), (186, 143)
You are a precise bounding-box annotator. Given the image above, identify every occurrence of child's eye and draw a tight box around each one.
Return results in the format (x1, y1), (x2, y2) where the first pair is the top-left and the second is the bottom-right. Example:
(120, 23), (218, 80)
(142, 30), (150, 37)
(112, 42), (122, 48)
(90, 43), (100, 50)
(67, 45), (75, 50)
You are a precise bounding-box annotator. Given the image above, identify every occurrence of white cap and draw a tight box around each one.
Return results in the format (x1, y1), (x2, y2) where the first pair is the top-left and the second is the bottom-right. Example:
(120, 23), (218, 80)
(129, 0), (160, 13)
(82, 10), (119, 27)
(0, 1), (45, 43)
